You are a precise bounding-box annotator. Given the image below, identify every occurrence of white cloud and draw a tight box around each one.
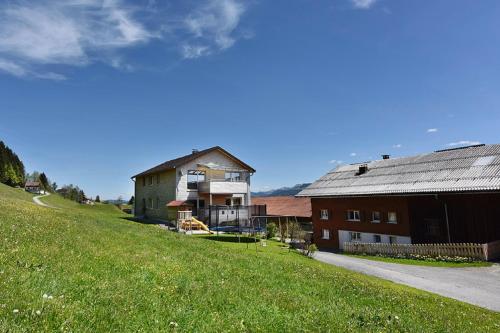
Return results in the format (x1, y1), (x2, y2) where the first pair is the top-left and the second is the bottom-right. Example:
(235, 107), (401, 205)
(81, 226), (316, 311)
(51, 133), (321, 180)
(427, 128), (438, 133)
(447, 140), (481, 147)
(0, 0), (251, 79)
(350, 152), (357, 157)
(183, 0), (247, 59)
(351, 0), (378, 9)
(0, 0), (152, 79)
(329, 159), (344, 164)
(392, 144), (402, 148)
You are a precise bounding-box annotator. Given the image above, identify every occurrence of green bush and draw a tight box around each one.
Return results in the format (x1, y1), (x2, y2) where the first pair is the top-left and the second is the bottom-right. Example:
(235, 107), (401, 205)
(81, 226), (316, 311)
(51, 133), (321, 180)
(266, 222), (277, 239)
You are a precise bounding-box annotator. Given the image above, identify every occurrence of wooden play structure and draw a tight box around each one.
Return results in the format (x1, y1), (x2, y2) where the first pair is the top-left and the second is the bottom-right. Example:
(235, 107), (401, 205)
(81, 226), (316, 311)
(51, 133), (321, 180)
(177, 210), (213, 233)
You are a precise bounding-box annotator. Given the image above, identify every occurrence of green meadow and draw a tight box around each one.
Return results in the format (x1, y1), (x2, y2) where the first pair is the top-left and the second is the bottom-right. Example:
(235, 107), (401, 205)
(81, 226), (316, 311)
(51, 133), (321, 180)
(1, 183), (499, 332)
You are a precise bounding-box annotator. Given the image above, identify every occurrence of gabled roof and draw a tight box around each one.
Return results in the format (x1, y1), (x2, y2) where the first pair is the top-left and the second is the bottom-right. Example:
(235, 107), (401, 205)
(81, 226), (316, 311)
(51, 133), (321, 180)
(252, 196), (311, 218)
(297, 144), (500, 197)
(25, 181), (40, 187)
(132, 146), (255, 178)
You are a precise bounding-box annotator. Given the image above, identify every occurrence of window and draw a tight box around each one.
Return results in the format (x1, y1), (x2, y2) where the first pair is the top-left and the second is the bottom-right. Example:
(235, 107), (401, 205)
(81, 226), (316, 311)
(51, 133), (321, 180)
(148, 176), (153, 186)
(148, 198), (154, 209)
(156, 197), (160, 209)
(346, 210), (361, 221)
(388, 212), (398, 224)
(373, 234), (382, 243)
(349, 232), (361, 242)
(322, 229), (330, 240)
(225, 171), (241, 181)
(371, 211), (381, 223)
(389, 236), (397, 244)
(187, 170), (205, 190)
(320, 209), (329, 220)
(142, 177), (146, 187)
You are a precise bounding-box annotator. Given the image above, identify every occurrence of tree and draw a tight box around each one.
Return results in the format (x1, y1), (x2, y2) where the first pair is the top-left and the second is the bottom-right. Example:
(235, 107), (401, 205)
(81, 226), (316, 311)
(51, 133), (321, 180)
(39, 172), (50, 191)
(95, 195), (100, 203)
(51, 182), (58, 191)
(0, 141), (26, 187)
(128, 196), (134, 205)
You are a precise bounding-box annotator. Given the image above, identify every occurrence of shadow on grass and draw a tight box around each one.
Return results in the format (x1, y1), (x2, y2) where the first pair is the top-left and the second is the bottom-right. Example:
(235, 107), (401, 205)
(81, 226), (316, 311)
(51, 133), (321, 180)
(202, 235), (259, 244)
(120, 216), (175, 227)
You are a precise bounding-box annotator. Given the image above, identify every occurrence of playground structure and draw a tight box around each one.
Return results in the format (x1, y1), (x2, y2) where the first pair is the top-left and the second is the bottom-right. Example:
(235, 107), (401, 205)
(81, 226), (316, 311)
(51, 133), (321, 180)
(177, 210), (213, 233)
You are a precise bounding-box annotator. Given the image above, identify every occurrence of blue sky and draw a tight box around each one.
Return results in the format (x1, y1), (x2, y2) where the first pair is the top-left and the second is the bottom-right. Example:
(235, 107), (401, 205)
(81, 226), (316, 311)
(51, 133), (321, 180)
(1, 0), (500, 199)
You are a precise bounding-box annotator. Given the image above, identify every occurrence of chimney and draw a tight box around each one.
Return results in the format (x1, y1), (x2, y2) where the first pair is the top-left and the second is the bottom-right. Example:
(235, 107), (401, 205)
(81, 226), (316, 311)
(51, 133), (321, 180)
(357, 164), (368, 175)
(382, 154), (390, 160)
(192, 149), (199, 154)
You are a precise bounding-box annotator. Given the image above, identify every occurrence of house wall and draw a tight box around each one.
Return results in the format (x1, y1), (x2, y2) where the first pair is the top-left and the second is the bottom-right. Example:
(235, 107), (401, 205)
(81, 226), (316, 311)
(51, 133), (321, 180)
(311, 197), (411, 250)
(176, 150), (252, 205)
(134, 169), (176, 220)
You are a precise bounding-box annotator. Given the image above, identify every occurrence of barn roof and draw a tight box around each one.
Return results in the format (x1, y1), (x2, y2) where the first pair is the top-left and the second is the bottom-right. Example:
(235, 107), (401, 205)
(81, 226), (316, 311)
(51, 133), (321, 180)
(297, 144), (500, 197)
(132, 146), (255, 178)
(252, 196), (311, 218)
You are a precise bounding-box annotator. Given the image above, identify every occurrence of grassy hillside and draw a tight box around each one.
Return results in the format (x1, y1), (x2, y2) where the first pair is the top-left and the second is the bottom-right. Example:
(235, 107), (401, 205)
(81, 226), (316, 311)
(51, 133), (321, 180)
(0, 183), (499, 332)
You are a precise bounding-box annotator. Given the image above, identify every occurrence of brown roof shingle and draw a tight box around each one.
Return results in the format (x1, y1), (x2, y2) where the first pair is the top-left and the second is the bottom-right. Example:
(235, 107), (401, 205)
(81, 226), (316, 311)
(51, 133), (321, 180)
(252, 196), (311, 218)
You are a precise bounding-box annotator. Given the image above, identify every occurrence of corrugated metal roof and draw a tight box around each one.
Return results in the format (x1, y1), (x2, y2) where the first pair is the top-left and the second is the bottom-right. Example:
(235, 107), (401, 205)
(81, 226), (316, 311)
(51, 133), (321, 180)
(297, 144), (500, 197)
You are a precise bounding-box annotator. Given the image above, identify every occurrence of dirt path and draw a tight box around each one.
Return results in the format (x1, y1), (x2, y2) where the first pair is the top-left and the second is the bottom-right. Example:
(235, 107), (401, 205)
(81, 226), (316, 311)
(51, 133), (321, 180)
(315, 251), (500, 312)
(33, 193), (53, 208)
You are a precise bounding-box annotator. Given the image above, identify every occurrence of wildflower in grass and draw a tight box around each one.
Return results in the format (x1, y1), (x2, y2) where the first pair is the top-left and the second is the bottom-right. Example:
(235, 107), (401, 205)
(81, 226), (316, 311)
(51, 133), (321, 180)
(36, 310), (41, 315)
(13, 309), (19, 314)
(169, 321), (178, 328)
(43, 294), (48, 299)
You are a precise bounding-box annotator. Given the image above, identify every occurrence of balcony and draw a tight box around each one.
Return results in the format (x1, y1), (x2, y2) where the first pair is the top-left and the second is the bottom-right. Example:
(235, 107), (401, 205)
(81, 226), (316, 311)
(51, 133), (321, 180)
(197, 179), (248, 194)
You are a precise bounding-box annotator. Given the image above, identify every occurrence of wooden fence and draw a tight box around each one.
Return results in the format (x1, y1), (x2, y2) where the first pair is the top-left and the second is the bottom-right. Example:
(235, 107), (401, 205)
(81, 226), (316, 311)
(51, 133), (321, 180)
(343, 241), (500, 261)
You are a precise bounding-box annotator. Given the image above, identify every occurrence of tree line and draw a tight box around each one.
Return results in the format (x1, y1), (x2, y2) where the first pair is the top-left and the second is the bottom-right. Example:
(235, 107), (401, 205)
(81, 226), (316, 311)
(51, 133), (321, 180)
(1, 140), (91, 204)
(0, 141), (25, 187)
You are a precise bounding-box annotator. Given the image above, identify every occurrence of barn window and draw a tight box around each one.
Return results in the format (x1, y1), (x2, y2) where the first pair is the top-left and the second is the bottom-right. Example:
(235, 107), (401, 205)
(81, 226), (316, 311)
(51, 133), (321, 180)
(320, 209), (329, 220)
(322, 229), (330, 239)
(349, 232), (361, 242)
(388, 212), (398, 224)
(371, 211), (381, 223)
(346, 210), (361, 221)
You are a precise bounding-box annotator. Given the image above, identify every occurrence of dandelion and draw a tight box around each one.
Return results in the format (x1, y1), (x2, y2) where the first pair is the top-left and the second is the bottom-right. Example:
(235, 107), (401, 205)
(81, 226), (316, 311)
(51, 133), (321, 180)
(43, 294), (48, 299)
(48, 295), (53, 300)
(395, 315), (400, 320)
(13, 309), (19, 314)
(169, 321), (178, 328)
(36, 310), (41, 315)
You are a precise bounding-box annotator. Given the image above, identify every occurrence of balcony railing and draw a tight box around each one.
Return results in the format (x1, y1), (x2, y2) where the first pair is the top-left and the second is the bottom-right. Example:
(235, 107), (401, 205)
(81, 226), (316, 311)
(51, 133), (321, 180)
(197, 179), (248, 194)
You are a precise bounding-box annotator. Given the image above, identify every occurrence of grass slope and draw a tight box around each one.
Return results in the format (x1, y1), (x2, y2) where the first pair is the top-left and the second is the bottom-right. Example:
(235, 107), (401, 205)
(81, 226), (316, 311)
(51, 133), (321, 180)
(1, 183), (499, 332)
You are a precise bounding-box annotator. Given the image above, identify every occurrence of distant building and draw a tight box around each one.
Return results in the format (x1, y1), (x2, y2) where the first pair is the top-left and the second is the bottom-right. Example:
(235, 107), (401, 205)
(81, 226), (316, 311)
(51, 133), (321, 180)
(25, 181), (42, 194)
(131, 146), (256, 222)
(252, 196), (312, 230)
(297, 144), (500, 250)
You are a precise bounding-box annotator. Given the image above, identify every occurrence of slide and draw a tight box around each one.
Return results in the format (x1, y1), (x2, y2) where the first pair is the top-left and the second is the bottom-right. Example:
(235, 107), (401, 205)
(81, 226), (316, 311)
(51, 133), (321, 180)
(192, 217), (214, 234)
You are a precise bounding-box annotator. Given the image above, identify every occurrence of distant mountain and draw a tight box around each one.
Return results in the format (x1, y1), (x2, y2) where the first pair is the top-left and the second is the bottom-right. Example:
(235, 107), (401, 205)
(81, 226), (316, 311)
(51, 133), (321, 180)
(251, 183), (311, 197)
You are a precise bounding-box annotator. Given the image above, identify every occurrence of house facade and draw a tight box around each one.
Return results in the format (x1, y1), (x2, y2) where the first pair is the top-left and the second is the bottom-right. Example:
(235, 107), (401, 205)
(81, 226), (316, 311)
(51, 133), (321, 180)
(131, 146), (255, 222)
(297, 144), (500, 250)
(25, 181), (42, 194)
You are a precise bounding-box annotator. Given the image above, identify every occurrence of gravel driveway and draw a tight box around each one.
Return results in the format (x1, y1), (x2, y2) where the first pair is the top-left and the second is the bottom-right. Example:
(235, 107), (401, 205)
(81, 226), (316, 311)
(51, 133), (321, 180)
(315, 251), (500, 312)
